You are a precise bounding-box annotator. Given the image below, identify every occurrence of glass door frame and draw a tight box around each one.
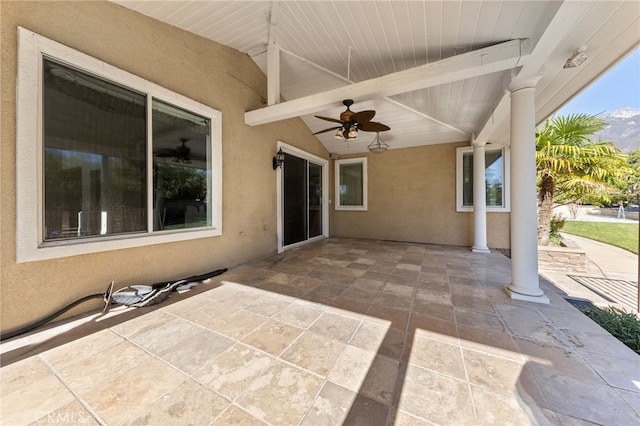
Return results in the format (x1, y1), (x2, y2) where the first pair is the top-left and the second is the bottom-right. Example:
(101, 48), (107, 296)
(276, 141), (329, 253)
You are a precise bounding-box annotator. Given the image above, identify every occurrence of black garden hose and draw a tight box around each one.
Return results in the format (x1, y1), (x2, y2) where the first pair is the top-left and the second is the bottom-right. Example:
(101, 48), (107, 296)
(0, 268), (227, 342)
(0, 282), (114, 342)
(148, 269), (228, 290)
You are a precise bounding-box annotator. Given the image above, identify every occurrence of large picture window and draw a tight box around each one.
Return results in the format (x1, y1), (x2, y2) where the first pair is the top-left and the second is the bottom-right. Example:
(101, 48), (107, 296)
(43, 59), (148, 240)
(335, 158), (368, 211)
(456, 146), (510, 212)
(17, 28), (221, 262)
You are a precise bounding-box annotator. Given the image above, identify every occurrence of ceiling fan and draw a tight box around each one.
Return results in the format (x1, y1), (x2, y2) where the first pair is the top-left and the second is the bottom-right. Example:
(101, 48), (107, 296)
(155, 137), (193, 164)
(314, 99), (390, 140)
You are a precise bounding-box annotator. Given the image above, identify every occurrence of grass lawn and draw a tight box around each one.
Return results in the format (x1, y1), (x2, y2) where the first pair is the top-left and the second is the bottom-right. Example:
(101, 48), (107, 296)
(561, 221), (639, 254)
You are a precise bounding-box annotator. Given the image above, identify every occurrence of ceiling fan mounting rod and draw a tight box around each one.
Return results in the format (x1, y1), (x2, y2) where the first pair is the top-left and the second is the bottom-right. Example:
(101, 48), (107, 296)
(347, 46), (352, 82)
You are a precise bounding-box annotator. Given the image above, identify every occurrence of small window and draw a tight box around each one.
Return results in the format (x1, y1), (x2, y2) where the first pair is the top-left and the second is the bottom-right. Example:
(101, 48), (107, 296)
(17, 28), (222, 262)
(456, 146), (510, 212)
(335, 158), (367, 211)
(152, 99), (212, 232)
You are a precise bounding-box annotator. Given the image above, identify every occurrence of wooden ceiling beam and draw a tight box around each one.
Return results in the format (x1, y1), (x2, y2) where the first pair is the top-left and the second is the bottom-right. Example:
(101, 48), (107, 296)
(245, 39), (531, 126)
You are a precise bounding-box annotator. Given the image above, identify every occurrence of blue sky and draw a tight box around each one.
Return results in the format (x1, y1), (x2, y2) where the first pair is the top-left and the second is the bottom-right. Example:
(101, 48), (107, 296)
(556, 48), (640, 116)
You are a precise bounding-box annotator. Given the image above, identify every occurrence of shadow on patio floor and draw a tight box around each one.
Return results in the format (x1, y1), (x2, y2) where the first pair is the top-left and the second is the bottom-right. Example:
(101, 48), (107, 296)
(1, 238), (638, 425)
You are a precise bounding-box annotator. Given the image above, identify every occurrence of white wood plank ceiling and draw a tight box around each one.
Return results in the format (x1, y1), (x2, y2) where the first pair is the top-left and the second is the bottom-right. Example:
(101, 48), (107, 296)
(113, 1), (640, 155)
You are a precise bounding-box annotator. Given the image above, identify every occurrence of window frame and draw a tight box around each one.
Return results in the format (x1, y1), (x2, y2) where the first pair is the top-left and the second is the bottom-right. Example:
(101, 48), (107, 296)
(334, 157), (368, 211)
(16, 27), (222, 262)
(455, 145), (510, 213)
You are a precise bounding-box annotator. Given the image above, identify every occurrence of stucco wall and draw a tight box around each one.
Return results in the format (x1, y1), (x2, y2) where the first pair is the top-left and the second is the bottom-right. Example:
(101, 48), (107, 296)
(330, 143), (511, 248)
(0, 1), (328, 332)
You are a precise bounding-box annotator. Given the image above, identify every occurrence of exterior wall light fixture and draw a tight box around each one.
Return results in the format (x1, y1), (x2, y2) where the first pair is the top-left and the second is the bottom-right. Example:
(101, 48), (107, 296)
(273, 148), (285, 170)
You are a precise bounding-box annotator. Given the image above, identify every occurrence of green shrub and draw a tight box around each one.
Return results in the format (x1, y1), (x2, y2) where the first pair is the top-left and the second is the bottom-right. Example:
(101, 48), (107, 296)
(550, 214), (566, 235)
(549, 234), (563, 246)
(579, 305), (640, 354)
(549, 214), (566, 246)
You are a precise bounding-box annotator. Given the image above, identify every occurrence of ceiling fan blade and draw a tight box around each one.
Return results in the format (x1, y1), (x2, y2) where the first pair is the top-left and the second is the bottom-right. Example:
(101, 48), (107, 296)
(351, 110), (376, 124)
(314, 115), (343, 124)
(313, 126), (342, 135)
(359, 121), (391, 132)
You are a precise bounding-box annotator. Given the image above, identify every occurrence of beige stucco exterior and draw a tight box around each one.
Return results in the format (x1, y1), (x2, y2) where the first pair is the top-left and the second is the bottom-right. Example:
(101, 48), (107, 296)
(0, 1), (510, 334)
(331, 143), (510, 248)
(0, 1), (328, 332)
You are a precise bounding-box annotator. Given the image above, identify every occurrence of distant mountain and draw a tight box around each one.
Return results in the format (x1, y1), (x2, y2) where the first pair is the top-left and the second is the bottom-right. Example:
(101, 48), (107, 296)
(594, 107), (640, 153)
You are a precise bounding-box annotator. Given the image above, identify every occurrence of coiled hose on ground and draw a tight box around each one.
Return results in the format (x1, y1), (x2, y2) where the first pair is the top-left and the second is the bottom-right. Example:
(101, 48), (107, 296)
(0, 268), (227, 342)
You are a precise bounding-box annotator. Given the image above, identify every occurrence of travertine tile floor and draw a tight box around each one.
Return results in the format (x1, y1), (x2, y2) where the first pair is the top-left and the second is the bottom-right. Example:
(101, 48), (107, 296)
(1, 238), (639, 425)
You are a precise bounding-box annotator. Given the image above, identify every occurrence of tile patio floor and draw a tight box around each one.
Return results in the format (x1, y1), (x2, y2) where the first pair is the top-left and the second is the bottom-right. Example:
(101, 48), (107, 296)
(1, 238), (639, 425)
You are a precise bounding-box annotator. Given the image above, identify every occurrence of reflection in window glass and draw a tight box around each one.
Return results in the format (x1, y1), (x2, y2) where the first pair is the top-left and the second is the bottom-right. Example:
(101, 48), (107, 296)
(43, 59), (146, 240)
(462, 149), (504, 207)
(485, 150), (503, 207)
(152, 100), (211, 231)
(42, 59), (215, 242)
(339, 162), (364, 206)
(462, 152), (474, 206)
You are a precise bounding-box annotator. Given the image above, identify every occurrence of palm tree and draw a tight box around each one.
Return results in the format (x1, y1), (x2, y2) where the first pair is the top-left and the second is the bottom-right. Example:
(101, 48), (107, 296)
(536, 113), (628, 245)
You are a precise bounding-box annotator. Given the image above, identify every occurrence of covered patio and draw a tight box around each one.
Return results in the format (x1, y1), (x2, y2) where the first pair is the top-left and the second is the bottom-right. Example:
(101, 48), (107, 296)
(2, 238), (638, 425)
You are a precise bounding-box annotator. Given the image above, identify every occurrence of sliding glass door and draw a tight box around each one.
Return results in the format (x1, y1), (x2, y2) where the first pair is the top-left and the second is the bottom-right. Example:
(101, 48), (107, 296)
(308, 162), (322, 239)
(282, 152), (323, 247)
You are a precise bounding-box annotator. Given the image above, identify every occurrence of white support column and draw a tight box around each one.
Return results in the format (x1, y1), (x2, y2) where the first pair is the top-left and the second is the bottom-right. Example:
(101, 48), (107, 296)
(506, 78), (549, 304)
(472, 142), (490, 253)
